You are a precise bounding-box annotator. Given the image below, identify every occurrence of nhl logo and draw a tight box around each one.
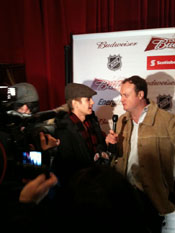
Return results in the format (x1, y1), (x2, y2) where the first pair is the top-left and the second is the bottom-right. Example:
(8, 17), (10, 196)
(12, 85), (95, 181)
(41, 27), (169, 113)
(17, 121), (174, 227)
(107, 54), (122, 71)
(157, 94), (172, 110)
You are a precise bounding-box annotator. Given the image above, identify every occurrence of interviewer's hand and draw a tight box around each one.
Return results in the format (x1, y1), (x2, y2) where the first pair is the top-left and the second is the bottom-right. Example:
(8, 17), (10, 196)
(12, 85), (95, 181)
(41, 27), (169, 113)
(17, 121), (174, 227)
(105, 129), (118, 145)
(40, 131), (60, 151)
(19, 173), (58, 204)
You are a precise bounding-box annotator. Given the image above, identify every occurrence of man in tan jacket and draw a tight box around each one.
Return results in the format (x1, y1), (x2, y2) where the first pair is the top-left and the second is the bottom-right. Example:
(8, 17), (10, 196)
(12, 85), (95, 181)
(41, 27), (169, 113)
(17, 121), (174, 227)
(106, 75), (175, 233)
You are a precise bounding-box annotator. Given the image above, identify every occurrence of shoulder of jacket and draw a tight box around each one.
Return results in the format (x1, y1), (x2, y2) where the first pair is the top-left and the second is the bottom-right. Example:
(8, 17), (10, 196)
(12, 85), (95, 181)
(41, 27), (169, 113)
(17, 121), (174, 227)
(54, 104), (69, 113)
(54, 111), (70, 128)
(158, 109), (175, 123)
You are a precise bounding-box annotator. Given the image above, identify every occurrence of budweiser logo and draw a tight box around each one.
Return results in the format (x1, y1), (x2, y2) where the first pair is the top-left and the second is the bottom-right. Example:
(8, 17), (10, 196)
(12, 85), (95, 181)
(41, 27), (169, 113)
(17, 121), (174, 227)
(91, 78), (122, 91)
(96, 41), (137, 49)
(145, 37), (175, 51)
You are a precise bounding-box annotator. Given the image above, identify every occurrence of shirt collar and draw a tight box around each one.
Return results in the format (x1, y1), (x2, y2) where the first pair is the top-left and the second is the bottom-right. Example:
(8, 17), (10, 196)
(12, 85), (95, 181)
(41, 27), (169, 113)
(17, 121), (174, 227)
(137, 104), (150, 124)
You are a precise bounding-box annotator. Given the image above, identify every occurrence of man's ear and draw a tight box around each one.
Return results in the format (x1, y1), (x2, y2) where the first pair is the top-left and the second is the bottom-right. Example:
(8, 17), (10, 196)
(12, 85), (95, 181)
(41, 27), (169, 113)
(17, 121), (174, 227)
(138, 90), (144, 100)
(72, 99), (77, 109)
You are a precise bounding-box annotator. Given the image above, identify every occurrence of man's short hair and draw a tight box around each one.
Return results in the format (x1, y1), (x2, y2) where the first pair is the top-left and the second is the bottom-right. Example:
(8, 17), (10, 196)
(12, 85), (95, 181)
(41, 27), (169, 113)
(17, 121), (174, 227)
(122, 75), (148, 99)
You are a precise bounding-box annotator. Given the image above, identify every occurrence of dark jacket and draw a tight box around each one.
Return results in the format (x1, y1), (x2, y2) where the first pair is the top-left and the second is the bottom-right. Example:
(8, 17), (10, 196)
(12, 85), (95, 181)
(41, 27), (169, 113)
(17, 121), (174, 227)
(52, 110), (107, 185)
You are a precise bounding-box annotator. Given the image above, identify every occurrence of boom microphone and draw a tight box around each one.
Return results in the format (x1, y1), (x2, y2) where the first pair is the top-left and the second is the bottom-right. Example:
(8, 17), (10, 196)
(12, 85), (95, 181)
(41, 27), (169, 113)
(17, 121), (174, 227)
(24, 110), (57, 125)
(6, 109), (57, 125)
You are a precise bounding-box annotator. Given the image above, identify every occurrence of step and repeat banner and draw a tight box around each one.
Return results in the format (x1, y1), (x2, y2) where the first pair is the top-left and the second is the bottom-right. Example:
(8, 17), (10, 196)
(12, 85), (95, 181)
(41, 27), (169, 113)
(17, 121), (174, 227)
(73, 28), (175, 134)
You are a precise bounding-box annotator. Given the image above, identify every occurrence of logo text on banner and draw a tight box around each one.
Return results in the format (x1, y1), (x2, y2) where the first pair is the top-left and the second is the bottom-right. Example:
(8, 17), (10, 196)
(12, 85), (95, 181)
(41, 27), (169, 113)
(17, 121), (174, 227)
(145, 37), (175, 51)
(147, 55), (175, 70)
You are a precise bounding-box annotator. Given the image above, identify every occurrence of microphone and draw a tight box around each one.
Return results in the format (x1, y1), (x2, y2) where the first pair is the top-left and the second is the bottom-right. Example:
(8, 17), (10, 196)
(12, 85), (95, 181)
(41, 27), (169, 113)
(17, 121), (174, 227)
(112, 114), (118, 132)
(107, 114), (118, 158)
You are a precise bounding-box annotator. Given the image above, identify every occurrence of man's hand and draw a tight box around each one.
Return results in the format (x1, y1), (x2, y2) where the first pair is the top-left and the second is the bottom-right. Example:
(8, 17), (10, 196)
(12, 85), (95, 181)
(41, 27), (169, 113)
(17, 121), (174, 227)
(105, 130), (118, 145)
(40, 132), (60, 151)
(19, 173), (58, 204)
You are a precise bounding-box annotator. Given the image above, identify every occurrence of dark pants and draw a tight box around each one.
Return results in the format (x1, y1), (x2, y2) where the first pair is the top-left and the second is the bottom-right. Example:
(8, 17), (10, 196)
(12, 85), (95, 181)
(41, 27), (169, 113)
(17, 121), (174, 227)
(135, 188), (164, 233)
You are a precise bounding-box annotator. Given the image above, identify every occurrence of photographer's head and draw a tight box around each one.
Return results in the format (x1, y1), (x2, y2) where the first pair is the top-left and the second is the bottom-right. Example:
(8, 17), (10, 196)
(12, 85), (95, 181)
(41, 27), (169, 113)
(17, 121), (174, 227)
(11, 82), (39, 114)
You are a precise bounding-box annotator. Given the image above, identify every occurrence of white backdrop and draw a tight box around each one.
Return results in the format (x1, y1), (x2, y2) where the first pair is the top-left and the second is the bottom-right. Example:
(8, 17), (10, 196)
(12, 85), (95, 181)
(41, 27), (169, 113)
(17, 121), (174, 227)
(73, 28), (175, 134)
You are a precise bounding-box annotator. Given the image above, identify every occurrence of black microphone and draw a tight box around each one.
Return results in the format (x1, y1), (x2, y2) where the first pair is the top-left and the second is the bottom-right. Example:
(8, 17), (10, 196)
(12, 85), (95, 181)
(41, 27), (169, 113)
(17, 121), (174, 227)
(107, 114), (118, 158)
(112, 114), (118, 132)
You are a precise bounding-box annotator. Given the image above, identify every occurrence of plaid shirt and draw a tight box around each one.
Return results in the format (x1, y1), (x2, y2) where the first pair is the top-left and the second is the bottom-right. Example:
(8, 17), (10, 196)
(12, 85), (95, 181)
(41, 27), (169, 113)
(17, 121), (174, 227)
(69, 112), (99, 157)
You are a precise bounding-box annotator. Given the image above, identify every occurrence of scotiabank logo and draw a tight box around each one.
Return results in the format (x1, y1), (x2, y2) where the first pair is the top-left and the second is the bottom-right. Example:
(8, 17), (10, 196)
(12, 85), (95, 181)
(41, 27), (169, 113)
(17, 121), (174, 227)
(147, 55), (175, 70)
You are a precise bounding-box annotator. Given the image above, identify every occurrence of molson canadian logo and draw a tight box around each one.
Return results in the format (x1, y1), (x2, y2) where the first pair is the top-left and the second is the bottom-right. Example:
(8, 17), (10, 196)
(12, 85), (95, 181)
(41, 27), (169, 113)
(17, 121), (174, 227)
(145, 37), (175, 51)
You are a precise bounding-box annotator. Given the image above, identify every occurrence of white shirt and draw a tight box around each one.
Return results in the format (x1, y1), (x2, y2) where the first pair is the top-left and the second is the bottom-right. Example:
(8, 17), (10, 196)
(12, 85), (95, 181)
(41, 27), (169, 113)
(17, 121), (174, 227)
(127, 105), (149, 187)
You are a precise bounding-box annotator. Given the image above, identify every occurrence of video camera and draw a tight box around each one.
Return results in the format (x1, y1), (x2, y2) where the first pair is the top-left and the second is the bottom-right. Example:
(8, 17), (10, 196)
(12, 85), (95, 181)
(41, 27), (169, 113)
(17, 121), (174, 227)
(0, 86), (16, 102)
(0, 86), (57, 181)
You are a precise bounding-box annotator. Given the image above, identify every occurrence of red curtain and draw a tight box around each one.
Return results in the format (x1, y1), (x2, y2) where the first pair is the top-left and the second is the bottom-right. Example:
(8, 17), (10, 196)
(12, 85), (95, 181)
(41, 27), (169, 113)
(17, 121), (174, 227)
(0, 0), (175, 110)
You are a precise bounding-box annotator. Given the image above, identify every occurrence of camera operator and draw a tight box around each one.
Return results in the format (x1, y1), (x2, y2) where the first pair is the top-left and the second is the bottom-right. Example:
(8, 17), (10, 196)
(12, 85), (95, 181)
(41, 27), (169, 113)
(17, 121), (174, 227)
(10, 82), (39, 114)
(0, 81), (60, 193)
(0, 83), (39, 179)
(0, 82), (40, 152)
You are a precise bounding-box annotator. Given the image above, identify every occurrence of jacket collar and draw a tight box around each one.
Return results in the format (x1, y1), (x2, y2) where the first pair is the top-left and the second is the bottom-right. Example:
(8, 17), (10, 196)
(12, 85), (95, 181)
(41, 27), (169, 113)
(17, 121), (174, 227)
(124, 100), (158, 126)
(142, 101), (158, 126)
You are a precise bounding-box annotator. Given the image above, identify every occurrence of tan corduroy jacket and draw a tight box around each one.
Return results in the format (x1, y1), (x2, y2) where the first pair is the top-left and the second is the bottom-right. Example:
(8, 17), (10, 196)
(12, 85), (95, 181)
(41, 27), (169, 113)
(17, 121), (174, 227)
(115, 101), (175, 215)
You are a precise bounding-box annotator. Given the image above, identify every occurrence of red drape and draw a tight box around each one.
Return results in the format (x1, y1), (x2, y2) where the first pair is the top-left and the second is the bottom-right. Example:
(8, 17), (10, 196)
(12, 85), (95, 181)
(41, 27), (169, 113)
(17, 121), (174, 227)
(0, 0), (175, 110)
